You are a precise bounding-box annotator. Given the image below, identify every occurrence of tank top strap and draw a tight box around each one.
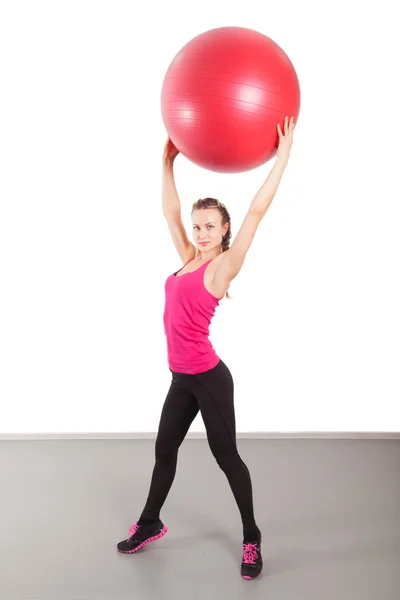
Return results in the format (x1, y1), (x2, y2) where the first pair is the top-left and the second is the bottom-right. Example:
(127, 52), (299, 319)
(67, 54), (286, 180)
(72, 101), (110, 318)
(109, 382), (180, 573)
(196, 258), (213, 271)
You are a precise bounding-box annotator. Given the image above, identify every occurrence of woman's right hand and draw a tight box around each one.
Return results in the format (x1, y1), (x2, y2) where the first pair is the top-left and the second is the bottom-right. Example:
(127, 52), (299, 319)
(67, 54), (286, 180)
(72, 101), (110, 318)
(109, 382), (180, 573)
(163, 137), (180, 164)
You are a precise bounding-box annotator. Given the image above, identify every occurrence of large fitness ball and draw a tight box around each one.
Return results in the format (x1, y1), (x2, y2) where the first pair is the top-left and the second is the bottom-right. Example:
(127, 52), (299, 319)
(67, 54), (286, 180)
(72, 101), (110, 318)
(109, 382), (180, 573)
(161, 27), (300, 173)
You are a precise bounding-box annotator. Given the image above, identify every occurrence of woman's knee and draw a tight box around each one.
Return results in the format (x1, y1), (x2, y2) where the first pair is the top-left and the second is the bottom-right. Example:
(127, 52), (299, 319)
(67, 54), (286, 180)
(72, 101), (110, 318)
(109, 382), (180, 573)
(213, 448), (242, 471)
(155, 439), (178, 464)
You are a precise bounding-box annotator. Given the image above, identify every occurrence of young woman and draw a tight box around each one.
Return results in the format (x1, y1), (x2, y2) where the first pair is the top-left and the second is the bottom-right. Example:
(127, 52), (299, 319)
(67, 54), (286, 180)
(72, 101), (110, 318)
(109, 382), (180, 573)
(117, 117), (296, 580)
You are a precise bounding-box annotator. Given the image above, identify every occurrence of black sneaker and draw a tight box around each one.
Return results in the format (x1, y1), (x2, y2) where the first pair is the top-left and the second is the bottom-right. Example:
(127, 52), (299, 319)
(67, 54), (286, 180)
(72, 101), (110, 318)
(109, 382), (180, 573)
(241, 534), (263, 580)
(117, 519), (168, 554)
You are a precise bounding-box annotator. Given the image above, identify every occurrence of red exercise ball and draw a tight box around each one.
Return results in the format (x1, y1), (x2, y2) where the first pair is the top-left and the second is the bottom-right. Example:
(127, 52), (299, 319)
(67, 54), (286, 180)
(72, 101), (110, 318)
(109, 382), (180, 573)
(161, 27), (300, 173)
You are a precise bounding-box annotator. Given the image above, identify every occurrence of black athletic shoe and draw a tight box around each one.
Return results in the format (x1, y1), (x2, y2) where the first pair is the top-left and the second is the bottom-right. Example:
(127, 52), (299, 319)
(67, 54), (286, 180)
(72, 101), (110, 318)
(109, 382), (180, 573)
(117, 519), (168, 554)
(241, 534), (263, 580)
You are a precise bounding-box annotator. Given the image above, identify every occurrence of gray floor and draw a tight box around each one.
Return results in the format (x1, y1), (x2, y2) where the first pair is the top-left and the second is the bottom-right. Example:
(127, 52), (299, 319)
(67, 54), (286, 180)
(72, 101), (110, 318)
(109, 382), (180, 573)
(1, 438), (400, 600)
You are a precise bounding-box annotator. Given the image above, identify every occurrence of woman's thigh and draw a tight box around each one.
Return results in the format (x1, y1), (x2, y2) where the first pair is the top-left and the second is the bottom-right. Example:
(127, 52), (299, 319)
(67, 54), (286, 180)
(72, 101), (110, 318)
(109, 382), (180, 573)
(191, 360), (237, 456)
(156, 378), (200, 452)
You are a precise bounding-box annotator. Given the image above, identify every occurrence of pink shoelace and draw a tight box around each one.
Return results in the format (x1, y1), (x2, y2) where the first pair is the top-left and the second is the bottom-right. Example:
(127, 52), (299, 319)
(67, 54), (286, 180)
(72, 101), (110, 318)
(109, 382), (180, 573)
(242, 542), (259, 564)
(128, 522), (139, 537)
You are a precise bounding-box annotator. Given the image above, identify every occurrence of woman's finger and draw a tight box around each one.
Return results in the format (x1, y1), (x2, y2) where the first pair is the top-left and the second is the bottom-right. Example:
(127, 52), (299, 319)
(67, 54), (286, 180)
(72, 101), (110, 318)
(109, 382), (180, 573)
(277, 124), (282, 138)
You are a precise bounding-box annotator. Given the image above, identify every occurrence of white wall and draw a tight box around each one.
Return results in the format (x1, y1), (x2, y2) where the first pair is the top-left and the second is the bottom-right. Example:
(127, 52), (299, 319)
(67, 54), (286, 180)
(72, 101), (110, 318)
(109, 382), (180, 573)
(1, 0), (399, 434)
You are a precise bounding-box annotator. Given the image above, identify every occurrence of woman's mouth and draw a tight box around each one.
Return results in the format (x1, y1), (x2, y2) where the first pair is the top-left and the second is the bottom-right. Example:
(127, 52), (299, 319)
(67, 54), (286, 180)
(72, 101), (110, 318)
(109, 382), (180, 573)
(199, 242), (209, 246)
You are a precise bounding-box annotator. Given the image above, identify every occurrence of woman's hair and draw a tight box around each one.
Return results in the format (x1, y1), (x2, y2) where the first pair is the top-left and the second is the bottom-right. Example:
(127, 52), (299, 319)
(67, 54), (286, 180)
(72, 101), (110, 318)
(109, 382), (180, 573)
(191, 197), (232, 300)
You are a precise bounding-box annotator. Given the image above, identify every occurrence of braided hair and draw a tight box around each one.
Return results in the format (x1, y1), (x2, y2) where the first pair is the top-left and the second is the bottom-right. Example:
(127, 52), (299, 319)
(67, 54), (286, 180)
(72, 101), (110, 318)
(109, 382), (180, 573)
(191, 197), (232, 299)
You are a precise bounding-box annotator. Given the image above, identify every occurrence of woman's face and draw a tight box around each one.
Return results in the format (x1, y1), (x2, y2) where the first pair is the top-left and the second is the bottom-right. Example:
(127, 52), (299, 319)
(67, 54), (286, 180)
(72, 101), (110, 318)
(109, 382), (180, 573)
(192, 208), (228, 251)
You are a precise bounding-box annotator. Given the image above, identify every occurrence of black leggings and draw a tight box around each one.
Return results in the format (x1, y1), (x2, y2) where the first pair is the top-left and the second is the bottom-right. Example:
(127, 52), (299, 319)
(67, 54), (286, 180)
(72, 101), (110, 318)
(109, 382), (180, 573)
(140, 359), (258, 534)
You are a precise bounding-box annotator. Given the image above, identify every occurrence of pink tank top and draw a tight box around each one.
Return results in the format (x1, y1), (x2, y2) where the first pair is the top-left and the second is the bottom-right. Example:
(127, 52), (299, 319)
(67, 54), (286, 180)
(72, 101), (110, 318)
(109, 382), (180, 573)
(163, 258), (222, 374)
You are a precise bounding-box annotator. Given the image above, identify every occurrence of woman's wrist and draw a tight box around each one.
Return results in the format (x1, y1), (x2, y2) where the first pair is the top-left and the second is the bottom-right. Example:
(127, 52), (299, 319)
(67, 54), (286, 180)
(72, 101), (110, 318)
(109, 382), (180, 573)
(163, 157), (175, 169)
(275, 155), (289, 169)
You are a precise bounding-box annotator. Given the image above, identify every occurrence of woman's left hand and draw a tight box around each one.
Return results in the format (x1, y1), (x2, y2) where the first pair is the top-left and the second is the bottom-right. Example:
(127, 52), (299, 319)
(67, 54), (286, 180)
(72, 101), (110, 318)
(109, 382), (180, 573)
(276, 116), (296, 163)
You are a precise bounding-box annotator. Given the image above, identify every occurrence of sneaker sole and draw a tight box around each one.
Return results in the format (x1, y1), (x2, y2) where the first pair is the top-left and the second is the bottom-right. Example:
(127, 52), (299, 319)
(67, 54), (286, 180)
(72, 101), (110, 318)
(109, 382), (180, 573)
(117, 525), (168, 554)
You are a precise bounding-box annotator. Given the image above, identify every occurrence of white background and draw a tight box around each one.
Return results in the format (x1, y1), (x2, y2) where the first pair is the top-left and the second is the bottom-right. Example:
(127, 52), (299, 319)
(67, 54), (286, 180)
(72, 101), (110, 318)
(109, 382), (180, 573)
(1, 0), (399, 434)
